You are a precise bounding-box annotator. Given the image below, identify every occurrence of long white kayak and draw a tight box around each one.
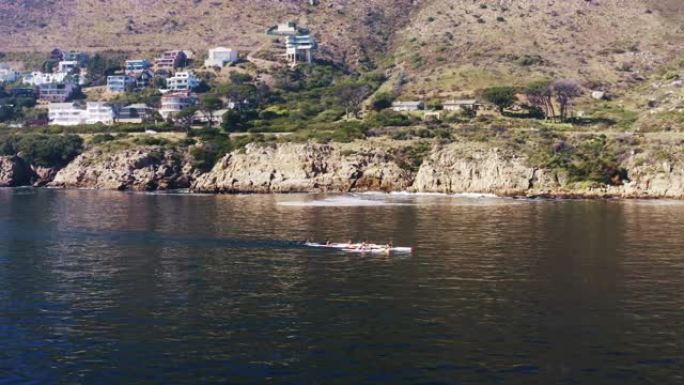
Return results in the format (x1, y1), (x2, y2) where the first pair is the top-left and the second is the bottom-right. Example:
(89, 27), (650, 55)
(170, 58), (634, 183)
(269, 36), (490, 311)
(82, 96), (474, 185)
(305, 242), (413, 254)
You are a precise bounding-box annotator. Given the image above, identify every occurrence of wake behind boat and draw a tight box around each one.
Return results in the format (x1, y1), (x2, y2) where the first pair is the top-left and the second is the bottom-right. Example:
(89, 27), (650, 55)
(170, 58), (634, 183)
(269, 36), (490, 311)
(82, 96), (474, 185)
(305, 242), (413, 254)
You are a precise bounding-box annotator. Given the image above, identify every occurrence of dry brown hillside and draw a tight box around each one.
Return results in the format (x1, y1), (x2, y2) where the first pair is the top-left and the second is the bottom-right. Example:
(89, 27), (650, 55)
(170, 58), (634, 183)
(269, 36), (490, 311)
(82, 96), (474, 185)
(2, 0), (683, 96)
(389, 0), (684, 96)
(0, 0), (418, 66)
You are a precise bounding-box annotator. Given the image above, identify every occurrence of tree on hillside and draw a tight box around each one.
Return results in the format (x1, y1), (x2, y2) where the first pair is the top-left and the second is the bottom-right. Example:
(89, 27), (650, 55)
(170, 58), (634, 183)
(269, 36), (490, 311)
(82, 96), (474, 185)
(217, 83), (258, 111)
(87, 53), (125, 85)
(221, 109), (257, 132)
(334, 80), (373, 119)
(552, 79), (582, 122)
(2, 134), (84, 168)
(174, 106), (198, 135)
(370, 92), (394, 111)
(481, 86), (518, 113)
(199, 95), (223, 127)
(524, 80), (554, 120)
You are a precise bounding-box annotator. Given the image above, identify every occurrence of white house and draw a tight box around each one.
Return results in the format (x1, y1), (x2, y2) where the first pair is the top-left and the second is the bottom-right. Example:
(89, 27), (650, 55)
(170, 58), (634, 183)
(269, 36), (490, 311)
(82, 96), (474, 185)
(286, 35), (316, 65)
(159, 92), (198, 119)
(23, 72), (69, 86)
(0, 64), (19, 83)
(443, 99), (479, 112)
(391, 101), (423, 112)
(107, 75), (136, 93)
(277, 22), (298, 35)
(85, 102), (114, 125)
(48, 102), (114, 126)
(57, 61), (79, 73)
(48, 102), (84, 126)
(117, 103), (157, 123)
(204, 47), (238, 68)
(166, 71), (200, 91)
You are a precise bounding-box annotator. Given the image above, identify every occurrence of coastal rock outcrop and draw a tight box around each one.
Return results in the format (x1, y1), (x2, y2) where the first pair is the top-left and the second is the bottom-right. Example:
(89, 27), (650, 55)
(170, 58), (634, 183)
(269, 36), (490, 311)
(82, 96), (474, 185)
(31, 137), (684, 200)
(191, 142), (414, 193)
(412, 143), (565, 195)
(601, 150), (684, 199)
(0, 155), (34, 187)
(49, 147), (197, 191)
(31, 166), (59, 187)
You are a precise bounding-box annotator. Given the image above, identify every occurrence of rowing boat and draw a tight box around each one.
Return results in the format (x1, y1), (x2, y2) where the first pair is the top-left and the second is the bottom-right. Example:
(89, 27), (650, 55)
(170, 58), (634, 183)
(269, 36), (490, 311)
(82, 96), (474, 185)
(304, 242), (413, 254)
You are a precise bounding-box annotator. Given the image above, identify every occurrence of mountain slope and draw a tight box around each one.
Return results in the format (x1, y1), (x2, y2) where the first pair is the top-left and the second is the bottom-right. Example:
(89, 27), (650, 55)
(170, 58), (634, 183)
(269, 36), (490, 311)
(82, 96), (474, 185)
(0, 0), (419, 65)
(2, 0), (683, 97)
(388, 0), (684, 96)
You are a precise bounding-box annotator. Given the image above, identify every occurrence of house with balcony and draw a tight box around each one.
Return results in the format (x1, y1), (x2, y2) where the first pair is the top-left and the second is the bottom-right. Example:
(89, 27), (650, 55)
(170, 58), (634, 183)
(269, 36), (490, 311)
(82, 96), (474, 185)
(166, 71), (200, 91)
(286, 35), (316, 66)
(85, 102), (114, 125)
(117, 103), (157, 123)
(48, 102), (113, 125)
(106, 75), (136, 93)
(159, 91), (198, 119)
(23, 72), (69, 86)
(154, 50), (187, 73)
(38, 82), (78, 102)
(63, 51), (89, 66)
(58, 61), (79, 74)
(204, 47), (238, 68)
(48, 102), (84, 125)
(125, 59), (152, 76)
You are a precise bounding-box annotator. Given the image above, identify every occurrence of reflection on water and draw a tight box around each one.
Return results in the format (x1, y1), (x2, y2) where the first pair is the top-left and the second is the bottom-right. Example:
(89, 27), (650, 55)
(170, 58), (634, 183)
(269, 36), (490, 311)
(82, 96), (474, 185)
(0, 189), (683, 384)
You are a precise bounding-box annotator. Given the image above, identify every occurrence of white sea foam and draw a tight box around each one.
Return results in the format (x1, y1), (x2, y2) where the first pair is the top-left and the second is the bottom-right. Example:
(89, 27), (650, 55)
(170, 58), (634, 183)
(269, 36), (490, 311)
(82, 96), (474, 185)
(622, 199), (684, 206)
(386, 191), (500, 199)
(278, 191), (525, 207)
(278, 195), (410, 207)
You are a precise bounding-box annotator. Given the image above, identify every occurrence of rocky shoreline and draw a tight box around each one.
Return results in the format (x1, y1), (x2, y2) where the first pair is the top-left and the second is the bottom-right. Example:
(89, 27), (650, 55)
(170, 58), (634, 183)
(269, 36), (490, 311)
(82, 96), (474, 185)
(2, 140), (683, 200)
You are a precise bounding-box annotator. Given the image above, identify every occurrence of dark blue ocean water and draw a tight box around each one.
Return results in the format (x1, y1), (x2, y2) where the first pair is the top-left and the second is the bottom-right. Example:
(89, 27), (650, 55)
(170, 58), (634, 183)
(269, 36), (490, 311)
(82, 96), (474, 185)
(0, 189), (683, 384)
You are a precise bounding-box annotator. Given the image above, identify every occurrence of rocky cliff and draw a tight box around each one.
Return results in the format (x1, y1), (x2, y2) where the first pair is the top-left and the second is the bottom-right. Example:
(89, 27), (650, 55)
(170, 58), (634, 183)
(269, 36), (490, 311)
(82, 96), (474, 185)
(411, 143), (563, 196)
(191, 142), (413, 193)
(49, 147), (197, 191)
(0, 156), (33, 187)
(190, 139), (684, 199)
(3, 137), (684, 199)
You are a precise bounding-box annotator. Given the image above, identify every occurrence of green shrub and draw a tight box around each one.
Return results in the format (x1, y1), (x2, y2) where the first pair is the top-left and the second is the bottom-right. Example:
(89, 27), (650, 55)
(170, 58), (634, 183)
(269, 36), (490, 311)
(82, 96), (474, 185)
(132, 136), (170, 146)
(481, 86), (518, 113)
(370, 92), (395, 111)
(394, 141), (432, 172)
(90, 134), (116, 144)
(1, 134), (84, 168)
(188, 129), (234, 171)
(366, 110), (416, 127)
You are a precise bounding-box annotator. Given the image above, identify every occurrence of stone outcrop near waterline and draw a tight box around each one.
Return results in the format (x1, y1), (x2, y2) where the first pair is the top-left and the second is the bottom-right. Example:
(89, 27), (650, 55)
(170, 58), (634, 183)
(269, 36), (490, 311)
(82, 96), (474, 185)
(3, 136), (682, 199)
(190, 140), (684, 199)
(0, 155), (33, 187)
(49, 147), (197, 191)
(191, 142), (414, 193)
